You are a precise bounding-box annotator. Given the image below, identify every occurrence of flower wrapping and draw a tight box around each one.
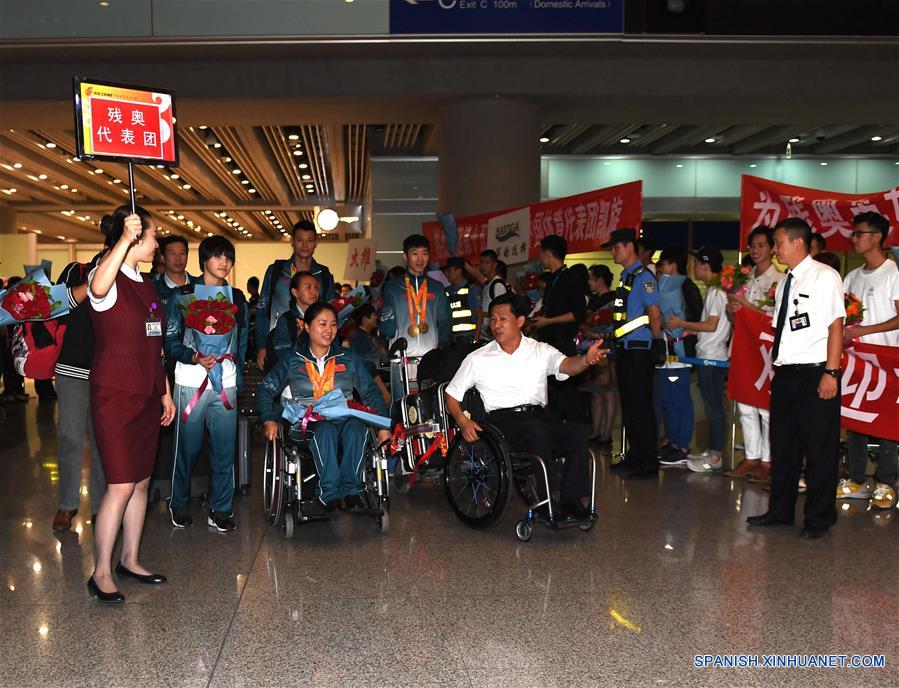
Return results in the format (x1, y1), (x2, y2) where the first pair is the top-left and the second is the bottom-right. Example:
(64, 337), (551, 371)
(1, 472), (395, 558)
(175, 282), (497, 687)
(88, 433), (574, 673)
(282, 388), (391, 429)
(844, 292), (865, 327)
(179, 285), (238, 394)
(329, 286), (369, 325)
(713, 264), (752, 295)
(0, 265), (69, 326)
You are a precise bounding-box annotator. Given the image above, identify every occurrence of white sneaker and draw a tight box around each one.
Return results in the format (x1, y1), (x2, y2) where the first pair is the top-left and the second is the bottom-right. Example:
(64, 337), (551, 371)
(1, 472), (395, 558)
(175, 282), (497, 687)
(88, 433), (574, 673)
(686, 453), (723, 473)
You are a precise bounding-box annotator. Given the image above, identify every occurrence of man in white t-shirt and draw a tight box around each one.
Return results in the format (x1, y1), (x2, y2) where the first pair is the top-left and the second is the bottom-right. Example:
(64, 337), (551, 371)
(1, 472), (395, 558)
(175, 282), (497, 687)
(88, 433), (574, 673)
(666, 247), (731, 473)
(725, 226), (786, 484)
(444, 293), (607, 520)
(838, 211), (899, 510)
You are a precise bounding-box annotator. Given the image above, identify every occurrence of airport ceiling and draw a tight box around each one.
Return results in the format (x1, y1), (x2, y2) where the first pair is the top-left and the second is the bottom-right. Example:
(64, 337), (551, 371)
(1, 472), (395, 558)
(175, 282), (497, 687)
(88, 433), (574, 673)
(1, 34), (897, 244)
(2, 120), (898, 244)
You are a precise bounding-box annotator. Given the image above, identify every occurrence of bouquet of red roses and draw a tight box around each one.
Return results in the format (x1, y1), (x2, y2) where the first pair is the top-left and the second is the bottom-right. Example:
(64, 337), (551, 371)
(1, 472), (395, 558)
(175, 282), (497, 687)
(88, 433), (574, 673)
(713, 264), (752, 295)
(178, 286), (239, 394)
(0, 265), (69, 326)
(844, 292), (865, 327)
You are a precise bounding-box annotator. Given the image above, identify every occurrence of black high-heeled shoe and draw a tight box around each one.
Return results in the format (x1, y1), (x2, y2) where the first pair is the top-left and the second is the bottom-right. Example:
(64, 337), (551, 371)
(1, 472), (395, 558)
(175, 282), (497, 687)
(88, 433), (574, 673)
(115, 562), (167, 585)
(86, 576), (125, 604)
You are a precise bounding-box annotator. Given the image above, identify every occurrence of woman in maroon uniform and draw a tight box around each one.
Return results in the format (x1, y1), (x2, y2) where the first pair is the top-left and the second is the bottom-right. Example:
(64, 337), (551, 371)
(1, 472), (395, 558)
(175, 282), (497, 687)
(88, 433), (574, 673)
(87, 206), (176, 603)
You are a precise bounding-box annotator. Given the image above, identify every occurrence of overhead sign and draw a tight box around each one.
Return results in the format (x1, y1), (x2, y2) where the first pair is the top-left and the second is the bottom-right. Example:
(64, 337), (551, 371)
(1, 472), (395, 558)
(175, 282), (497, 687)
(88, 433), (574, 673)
(73, 77), (178, 166)
(344, 238), (376, 283)
(740, 175), (898, 253)
(390, 0), (624, 35)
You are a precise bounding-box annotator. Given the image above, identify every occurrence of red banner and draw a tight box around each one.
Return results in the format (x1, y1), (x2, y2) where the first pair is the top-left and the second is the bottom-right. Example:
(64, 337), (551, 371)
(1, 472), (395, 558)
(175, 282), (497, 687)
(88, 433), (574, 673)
(424, 181), (642, 264)
(740, 175), (898, 253)
(728, 309), (899, 441)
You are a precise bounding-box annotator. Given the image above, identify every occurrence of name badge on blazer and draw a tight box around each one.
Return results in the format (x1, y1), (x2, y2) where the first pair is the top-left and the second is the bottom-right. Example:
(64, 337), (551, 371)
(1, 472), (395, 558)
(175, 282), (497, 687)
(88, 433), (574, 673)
(789, 313), (810, 331)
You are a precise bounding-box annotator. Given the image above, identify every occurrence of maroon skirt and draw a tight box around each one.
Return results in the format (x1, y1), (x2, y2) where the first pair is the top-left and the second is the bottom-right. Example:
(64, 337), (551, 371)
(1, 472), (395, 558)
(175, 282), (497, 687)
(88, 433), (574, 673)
(91, 384), (161, 484)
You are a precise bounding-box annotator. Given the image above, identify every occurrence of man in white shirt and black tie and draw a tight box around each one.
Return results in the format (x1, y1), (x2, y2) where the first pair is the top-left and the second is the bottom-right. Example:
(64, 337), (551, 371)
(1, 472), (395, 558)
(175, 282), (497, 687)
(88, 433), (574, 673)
(747, 217), (845, 539)
(444, 293), (607, 519)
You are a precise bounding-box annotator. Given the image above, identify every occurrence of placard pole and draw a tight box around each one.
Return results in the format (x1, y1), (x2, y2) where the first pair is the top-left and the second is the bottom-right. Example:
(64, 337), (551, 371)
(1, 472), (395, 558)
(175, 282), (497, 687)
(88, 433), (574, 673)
(127, 162), (136, 215)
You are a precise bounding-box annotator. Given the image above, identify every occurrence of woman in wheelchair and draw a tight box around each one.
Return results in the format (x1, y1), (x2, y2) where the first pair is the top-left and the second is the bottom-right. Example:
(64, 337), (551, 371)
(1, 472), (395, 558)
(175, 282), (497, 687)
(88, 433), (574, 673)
(257, 302), (391, 512)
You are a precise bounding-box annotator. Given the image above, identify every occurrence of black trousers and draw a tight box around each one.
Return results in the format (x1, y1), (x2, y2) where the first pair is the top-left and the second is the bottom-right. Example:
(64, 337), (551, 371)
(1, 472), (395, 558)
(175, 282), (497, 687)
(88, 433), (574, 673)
(769, 365), (840, 530)
(615, 348), (657, 470)
(488, 407), (590, 502)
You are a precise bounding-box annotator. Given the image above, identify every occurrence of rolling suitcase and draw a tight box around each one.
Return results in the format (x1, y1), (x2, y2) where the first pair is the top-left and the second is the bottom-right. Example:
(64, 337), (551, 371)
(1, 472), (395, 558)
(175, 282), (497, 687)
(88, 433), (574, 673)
(236, 414), (252, 495)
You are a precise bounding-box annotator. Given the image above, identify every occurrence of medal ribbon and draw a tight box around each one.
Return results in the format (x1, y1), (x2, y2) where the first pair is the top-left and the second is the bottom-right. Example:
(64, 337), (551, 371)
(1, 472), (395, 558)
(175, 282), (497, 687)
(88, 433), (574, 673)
(181, 354), (235, 423)
(404, 275), (428, 330)
(305, 357), (336, 400)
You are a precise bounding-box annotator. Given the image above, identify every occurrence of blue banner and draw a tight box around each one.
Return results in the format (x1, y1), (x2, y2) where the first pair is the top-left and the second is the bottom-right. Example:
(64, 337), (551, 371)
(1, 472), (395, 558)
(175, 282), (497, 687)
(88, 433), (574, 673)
(390, 0), (623, 35)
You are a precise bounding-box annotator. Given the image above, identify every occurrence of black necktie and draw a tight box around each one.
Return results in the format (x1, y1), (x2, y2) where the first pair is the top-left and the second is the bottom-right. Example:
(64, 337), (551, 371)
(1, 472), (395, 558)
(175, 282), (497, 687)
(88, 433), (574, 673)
(771, 272), (792, 362)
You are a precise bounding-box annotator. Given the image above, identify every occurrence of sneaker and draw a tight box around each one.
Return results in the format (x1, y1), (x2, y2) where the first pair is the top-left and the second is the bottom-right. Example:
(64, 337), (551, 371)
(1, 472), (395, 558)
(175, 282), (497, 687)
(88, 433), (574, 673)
(836, 479), (872, 500)
(870, 483), (896, 510)
(686, 453), (723, 473)
(169, 505), (193, 528)
(725, 459), (759, 479)
(659, 446), (688, 466)
(207, 510), (236, 532)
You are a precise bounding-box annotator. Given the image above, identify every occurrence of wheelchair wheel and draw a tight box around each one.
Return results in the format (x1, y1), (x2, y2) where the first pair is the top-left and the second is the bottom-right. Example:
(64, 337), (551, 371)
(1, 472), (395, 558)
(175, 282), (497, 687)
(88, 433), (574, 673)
(263, 439), (280, 522)
(443, 425), (513, 530)
(515, 519), (533, 542)
(393, 473), (411, 495)
(283, 505), (295, 540)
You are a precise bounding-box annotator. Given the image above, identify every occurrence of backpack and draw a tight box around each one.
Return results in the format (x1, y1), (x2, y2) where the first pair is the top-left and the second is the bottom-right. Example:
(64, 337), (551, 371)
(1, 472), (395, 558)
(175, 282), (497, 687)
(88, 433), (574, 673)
(487, 277), (511, 303)
(12, 319), (67, 379)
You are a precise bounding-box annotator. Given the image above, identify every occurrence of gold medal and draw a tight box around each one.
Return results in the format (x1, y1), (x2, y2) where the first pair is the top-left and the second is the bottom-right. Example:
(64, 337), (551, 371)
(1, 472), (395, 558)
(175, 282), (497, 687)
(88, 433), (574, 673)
(418, 321), (429, 334)
(408, 324), (420, 337)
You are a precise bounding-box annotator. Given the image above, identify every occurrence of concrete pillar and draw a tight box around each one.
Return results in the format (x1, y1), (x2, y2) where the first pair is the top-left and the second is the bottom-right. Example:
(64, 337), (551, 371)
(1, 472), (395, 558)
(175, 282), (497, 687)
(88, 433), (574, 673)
(437, 98), (540, 218)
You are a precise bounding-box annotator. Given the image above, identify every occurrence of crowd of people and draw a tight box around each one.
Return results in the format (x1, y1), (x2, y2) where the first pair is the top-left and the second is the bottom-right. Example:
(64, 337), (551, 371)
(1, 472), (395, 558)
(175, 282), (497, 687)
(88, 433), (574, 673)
(2, 201), (896, 601)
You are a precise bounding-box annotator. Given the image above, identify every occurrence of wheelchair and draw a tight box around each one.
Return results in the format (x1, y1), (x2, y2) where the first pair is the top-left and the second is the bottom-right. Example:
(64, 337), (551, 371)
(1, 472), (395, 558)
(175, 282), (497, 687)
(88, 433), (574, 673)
(262, 419), (390, 538)
(390, 337), (599, 539)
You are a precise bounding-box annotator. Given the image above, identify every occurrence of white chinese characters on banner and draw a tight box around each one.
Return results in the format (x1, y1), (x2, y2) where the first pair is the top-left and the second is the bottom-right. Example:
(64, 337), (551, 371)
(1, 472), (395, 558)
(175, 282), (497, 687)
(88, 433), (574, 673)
(343, 238), (376, 283)
(487, 207), (530, 263)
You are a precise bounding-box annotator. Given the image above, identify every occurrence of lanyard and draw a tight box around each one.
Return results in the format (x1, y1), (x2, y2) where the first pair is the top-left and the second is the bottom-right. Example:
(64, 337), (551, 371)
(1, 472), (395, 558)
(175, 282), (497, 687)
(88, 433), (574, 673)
(404, 275), (429, 327)
(305, 357), (336, 400)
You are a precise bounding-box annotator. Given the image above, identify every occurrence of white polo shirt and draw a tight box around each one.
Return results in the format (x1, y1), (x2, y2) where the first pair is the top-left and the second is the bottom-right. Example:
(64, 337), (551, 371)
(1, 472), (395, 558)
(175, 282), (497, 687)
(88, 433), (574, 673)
(445, 336), (568, 413)
(843, 259), (899, 347)
(773, 255), (845, 365)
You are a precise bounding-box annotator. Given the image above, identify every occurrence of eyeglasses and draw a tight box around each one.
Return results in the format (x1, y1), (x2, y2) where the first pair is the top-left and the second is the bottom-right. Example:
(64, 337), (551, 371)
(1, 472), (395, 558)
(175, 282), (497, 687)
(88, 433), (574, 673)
(850, 230), (880, 238)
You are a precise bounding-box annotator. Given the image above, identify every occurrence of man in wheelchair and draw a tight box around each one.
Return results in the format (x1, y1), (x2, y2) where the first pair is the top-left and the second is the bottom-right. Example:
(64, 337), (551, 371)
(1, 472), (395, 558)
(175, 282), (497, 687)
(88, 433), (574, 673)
(444, 293), (607, 520)
(257, 302), (391, 512)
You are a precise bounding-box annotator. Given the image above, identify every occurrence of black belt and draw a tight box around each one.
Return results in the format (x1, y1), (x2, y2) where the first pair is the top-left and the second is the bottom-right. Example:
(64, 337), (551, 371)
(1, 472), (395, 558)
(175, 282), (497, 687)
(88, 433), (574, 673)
(617, 340), (650, 350)
(489, 404), (544, 415)
(777, 362), (825, 369)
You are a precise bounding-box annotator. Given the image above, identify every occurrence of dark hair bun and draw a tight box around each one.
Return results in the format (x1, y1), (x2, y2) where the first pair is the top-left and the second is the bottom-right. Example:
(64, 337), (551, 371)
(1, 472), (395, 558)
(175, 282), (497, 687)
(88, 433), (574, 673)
(100, 214), (115, 236)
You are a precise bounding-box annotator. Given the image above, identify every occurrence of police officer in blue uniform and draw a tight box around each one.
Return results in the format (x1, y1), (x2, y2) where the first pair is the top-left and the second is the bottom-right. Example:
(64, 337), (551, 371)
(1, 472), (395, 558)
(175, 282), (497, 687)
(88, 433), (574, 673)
(605, 228), (663, 478)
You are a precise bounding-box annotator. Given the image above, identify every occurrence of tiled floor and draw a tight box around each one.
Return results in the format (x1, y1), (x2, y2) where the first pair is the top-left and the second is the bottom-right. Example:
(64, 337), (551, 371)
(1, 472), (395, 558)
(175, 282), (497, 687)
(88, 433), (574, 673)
(1, 394), (897, 688)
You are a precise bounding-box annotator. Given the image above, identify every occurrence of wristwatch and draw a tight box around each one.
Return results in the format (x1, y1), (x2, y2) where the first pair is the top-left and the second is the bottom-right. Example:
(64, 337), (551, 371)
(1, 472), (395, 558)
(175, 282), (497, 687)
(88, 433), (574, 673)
(823, 368), (841, 378)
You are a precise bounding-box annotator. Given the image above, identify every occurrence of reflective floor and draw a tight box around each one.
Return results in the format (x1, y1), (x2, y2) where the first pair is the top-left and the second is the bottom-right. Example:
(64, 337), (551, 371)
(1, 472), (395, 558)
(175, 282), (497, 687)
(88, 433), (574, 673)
(1, 392), (897, 688)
